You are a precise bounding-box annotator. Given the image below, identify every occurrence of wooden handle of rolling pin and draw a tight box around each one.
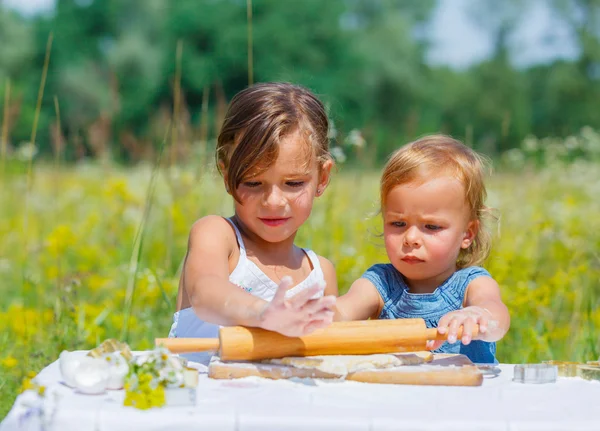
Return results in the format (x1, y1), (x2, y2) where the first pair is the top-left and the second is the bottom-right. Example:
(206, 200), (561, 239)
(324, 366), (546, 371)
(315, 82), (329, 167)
(156, 319), (476, 361)
(155, 337), (219, 353)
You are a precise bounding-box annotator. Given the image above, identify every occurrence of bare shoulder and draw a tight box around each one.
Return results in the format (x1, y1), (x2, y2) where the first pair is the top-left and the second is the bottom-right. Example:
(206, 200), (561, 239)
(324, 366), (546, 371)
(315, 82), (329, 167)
(467, 273), (500, 291)
(316, 255), (336, 276)
(188, 215), (237, 253)
(190, 214), (232, 234)
(316, 255), (338, 296)
(465, 273), (502, 302)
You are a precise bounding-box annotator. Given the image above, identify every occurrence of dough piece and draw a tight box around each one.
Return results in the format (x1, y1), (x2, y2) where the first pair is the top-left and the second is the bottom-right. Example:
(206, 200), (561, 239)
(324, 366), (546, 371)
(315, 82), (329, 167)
(264, 352), (430, 376)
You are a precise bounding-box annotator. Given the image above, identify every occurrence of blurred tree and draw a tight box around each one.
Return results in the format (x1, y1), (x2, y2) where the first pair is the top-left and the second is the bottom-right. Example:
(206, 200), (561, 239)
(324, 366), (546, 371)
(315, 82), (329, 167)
(105, 0), (167, 133)
(332, 0), (436, 157)
(1, 0), (599, 161)
(0, 7), (36, 143)
(535, 0), (600, 134)
(0, 8), (34, 85)
(552, 0), (600, 79)
(459, 0), (532, 152)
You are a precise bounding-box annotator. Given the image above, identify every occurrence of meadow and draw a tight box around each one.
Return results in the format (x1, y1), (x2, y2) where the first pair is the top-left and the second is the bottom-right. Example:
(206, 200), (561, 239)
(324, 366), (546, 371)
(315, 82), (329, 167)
(1, 129), (600, 418)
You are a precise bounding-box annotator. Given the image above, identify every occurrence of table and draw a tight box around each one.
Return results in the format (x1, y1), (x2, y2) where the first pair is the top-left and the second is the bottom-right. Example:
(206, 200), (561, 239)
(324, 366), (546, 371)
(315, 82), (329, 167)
(2, 351), (599, 431)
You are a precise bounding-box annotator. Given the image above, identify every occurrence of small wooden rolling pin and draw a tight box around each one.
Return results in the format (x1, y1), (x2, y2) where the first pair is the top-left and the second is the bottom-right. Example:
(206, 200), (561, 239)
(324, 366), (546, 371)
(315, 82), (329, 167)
(156, 318), (478, 362)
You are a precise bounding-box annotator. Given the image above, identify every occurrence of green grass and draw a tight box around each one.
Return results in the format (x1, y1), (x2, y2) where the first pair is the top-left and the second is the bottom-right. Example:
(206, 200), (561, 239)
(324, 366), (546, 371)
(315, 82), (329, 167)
(1, 159), (599, 419)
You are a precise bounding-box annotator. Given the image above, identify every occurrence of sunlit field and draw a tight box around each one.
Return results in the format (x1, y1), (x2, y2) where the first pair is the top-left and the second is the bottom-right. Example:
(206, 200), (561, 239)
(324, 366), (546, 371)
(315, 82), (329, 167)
(1, 129), (600, 418)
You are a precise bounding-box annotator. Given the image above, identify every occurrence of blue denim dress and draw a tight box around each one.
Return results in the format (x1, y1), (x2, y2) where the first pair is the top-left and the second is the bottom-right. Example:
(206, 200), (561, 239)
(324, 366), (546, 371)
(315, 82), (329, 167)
(362, 264), (498, 364)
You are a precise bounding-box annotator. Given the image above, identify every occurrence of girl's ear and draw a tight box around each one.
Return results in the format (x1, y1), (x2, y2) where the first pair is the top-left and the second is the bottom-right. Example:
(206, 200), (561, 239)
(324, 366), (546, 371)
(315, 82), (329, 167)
(316, 159), (333, 197)
(461, 220), (479, 249)
(218, 161), (231, 194)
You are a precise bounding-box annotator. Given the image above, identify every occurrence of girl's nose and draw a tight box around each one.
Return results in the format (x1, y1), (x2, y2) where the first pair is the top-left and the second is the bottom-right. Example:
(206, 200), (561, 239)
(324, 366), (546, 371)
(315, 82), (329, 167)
(403, 226), (421, 246)
(263, 186), (285, 207)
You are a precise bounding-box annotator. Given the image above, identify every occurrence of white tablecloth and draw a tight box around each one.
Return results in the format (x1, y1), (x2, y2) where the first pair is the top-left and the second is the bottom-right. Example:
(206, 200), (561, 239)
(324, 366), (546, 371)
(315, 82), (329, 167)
(2, 351), (599, 431)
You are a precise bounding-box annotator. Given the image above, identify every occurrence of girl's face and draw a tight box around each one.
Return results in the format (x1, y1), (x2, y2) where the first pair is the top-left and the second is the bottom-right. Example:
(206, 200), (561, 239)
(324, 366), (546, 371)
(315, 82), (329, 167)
(228, 132), (332, 245)
(383, 176), (478, 293)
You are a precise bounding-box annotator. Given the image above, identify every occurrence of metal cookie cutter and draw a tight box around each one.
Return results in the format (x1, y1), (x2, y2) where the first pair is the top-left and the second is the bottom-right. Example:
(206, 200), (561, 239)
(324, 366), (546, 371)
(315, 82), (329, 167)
(475, 364), (502, 377)
(513, 364), (558, 384)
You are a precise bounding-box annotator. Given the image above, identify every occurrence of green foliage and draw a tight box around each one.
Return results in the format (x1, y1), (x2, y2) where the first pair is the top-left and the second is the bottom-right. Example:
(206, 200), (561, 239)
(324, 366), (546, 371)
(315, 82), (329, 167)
(1, 1), (600, 161)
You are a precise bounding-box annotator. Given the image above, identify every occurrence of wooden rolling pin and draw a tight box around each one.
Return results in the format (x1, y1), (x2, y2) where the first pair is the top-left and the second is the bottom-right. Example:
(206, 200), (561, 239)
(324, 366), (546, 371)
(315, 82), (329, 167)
(156, 318), (478, 361)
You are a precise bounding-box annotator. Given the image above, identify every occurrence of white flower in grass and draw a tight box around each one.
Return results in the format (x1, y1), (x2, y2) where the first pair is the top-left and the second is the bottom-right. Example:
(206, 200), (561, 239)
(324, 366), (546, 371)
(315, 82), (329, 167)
(331, 146), (346, 164)
(328, 118), (338, 140)
(564, 136), (579, 151)
(581, 126), (600, 155)
(345, 129), (365, 148)
(522, 136), (538, 153)
(17, 142), (38, 161)
(341, 245), (356, 256)
(502, 148), (525, 168)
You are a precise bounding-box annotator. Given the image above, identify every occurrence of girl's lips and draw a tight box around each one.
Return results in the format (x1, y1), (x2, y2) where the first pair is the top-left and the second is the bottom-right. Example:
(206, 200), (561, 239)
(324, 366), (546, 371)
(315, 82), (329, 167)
(401, 256), (424, 264)
(259, 218), (290, 227)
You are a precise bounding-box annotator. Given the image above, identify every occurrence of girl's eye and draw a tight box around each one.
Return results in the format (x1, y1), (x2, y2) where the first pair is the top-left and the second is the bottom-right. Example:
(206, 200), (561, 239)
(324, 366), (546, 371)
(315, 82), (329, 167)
(425, 224), (442, 231)
(391, 221), (406, 228)
(286, 181), (305, 187)
(243, 181), (261, 188)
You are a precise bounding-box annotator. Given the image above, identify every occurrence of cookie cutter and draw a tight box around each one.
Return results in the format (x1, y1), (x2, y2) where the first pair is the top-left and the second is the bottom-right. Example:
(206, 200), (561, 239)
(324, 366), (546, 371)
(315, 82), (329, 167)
(513, 363), (557, 384)
(475, 363), (501, 377)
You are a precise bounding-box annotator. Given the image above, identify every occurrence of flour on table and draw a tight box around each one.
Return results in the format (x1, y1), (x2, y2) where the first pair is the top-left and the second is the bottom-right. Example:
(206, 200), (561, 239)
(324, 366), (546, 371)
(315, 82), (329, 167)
(263, 353), (429, 376)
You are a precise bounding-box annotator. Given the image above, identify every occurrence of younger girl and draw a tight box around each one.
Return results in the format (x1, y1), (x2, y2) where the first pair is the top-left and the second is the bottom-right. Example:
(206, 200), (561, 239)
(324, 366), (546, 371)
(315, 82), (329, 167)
(170, 82), (338, 363)
(335, 135), (510, 363)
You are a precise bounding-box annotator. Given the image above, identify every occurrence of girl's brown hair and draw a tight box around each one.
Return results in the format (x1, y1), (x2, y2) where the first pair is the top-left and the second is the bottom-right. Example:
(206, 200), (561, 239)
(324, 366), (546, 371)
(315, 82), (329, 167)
(381, 135), (495, 268)
(216, 82), (331, 202)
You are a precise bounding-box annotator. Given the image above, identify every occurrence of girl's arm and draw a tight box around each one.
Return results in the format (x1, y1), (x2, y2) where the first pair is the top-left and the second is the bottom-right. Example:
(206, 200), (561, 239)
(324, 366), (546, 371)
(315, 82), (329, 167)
(463, 277), (510, 342)
(334, 278), (384, 321)
(182, 216), (335, 336)
(436, 276), (510, 345)
(317, 256), (339, 297)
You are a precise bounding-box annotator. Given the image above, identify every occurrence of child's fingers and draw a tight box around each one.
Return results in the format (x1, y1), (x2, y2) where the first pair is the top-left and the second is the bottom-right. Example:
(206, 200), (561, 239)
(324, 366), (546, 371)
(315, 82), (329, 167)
(461, 317), (477, 345)
(271, 276), (294, 306)
(287, 281), (326, 310)
(426, 339), (445, 350)
(477, 313), (489, 334)
(437, 308), (491, 346)
(300, 295), (336, 316)
(447, 317), (462, 344)
(302, 315), (334, 334)
(437, 313), (456, 334)
(307, 308), (334, 324)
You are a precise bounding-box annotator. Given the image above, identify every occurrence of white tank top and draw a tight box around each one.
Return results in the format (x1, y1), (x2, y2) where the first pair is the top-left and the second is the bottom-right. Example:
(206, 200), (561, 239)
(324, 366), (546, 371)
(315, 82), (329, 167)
(168, 218), (325, 364)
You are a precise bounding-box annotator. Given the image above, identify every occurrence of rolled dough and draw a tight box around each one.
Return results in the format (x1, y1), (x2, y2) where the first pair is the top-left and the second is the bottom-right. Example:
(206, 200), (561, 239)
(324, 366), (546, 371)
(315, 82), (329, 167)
(263, 352), (432, 376)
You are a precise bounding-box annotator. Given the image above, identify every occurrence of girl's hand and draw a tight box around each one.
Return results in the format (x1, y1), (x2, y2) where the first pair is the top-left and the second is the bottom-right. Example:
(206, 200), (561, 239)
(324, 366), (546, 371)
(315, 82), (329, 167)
(258, 276), (336, 337)
(425, 306), (492, 350)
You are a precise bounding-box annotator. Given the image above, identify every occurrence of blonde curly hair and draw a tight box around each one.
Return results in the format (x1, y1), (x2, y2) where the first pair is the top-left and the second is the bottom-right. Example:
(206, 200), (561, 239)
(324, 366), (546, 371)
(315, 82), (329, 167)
(380, 134), (495, 268)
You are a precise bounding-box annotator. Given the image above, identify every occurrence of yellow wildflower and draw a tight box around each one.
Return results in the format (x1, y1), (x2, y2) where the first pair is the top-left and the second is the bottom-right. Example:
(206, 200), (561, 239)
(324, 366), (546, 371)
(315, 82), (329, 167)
(1, 356), (18, 368)
(46, 224), (77, 255)
(20, 377), (35, 393)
